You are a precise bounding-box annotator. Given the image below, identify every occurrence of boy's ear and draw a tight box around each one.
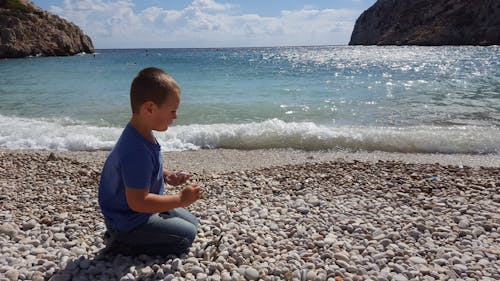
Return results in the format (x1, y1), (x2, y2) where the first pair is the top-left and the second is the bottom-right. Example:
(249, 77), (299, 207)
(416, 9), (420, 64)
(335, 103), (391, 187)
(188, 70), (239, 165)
(142, 101), (156, 114)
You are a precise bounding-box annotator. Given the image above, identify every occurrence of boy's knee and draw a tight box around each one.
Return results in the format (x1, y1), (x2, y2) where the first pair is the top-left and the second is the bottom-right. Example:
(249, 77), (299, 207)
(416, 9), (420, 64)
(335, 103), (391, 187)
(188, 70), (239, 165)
(183, 223), (198, 243)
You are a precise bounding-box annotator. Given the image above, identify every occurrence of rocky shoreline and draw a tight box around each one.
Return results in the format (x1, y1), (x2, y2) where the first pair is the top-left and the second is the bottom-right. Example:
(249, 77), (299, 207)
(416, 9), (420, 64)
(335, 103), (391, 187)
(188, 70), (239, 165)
(0, 149), (499, 280)
(349, 0), (500, 46)
(0, 1), (94, 58)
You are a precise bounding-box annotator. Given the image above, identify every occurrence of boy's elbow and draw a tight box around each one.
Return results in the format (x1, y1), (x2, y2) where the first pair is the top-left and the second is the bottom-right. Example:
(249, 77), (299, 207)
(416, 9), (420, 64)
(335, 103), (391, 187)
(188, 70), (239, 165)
(126, 198), (143, 213)
(125, 187), (148, 213)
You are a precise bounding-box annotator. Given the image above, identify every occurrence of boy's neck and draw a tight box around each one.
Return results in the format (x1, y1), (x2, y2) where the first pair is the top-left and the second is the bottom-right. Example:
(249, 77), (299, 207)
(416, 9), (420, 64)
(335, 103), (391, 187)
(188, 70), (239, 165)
(129, 116), (156, 144)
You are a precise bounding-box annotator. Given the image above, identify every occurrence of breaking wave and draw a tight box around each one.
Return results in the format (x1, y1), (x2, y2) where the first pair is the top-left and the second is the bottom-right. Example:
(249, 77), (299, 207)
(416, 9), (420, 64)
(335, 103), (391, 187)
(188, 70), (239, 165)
(1, 115), (499, 154)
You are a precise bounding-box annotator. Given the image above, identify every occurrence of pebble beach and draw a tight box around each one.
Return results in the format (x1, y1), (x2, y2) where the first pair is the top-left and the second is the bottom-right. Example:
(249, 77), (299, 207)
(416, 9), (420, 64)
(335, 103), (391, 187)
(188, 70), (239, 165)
(1, 149), (499, 281)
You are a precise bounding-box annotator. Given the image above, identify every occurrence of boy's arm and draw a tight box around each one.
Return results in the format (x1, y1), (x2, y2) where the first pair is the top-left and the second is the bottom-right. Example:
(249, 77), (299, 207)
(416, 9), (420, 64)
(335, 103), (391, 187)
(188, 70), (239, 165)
(125, 184), (201, 213)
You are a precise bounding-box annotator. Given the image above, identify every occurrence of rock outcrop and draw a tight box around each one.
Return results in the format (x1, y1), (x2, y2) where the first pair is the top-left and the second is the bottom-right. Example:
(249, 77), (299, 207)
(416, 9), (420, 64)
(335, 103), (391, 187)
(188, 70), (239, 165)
(349, 0), (500, 46)
(0, 0), (94, 58)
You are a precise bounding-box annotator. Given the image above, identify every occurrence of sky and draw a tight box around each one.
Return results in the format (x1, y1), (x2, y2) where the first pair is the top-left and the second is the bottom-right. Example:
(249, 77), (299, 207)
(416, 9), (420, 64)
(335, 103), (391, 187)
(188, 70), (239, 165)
(33, 0), (377, 48)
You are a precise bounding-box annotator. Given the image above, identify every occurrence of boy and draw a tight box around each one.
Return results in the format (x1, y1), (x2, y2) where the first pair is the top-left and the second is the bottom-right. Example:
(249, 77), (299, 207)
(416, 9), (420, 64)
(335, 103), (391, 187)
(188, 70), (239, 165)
(98, 67), (201, 256)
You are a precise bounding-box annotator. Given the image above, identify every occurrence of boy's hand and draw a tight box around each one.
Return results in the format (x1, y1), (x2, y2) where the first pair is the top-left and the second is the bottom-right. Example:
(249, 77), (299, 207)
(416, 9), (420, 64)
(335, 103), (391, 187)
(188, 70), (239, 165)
(179, 184), (202, 206)
(164, 169), (190, 186)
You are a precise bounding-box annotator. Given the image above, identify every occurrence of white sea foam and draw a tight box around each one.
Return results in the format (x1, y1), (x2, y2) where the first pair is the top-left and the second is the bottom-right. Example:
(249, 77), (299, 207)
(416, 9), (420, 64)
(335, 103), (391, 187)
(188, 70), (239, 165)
(0, 115), (120, 151)
(162, 119), (500, 154)
(1, 115), (499, 154)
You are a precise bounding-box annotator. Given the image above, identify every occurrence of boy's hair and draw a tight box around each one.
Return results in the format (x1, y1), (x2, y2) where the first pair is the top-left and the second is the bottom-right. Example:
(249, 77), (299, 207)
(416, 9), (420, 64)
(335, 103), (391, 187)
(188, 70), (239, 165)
(130, 67), (180, 114)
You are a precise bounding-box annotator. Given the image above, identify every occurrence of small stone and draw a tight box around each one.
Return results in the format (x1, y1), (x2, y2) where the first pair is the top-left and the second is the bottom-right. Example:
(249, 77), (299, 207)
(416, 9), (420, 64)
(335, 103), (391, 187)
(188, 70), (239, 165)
(0, 223), (17, 237)
(53, 233), (67, 242)
(5, 269), (19, 281)
(172, 258), (182, 271)
(390, 263), (405, 274)
(452, 264), (467, 273)
(334, 253), (350, 262)
(140, 266), (154, 277)
(242, 249), (252, 258)
(415, 224), (426, 232)
(433, 259), (447, 266)
(336, 260), (350, 269)
(31, 271), (45, 281)
(392, 273), (409, 281)
(258, 209), (268, 218)
(190, 266), (204, 275)
(408, 256), (427, 264)
(372, 230), (385, 240)
(164, 274), (175, 281)
(119, 273), (135, 281)
(472, 227), (484, 237)
(306, 270), (316, 280)
(408, 230), (421, 240)
(221, 272), (231, 281)
(22, 219), (37, 230)
(325, 234), (336, 244)
(31, 247), (47, 255)
(244, 267), (260, 280)
(196, 273), (208, 281)
(47, 152), (58, 161)
(458, 219), (470, 228)
(347, 265), (358, 273)
(380, 239), (392, 248)
(297, 207), (310, 214)
(155, 268), (165, 279)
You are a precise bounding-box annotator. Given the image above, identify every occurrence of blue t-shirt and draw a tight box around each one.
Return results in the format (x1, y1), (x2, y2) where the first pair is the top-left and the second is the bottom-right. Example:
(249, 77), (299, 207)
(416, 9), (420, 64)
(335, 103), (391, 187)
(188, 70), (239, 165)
(98, 123), (164, 231)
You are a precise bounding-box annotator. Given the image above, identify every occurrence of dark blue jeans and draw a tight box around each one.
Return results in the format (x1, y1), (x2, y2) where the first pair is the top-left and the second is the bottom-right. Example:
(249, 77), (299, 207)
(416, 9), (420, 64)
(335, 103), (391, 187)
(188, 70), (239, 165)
(105, 208), (199, 256)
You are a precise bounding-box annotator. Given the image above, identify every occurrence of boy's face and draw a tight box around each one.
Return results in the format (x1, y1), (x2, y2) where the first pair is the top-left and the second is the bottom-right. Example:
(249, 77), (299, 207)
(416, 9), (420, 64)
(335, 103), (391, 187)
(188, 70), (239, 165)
(151, 94), (180, 131)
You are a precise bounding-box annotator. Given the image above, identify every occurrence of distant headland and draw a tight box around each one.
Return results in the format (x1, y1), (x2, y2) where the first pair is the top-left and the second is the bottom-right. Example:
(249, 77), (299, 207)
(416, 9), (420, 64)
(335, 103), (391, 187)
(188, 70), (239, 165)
(349, 0), (500, 46)
(0, 0), (94, 58)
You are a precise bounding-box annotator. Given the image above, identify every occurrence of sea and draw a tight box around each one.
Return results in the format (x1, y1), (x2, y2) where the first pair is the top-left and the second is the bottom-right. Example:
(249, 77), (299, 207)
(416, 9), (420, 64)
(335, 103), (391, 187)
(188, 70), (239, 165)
(0, 46), (499, 154)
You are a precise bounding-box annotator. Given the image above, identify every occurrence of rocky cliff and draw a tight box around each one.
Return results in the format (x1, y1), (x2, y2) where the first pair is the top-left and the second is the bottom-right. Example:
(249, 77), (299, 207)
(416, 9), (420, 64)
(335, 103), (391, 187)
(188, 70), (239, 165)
(0, 0), (94, 58)
(349, 0), (500, 46)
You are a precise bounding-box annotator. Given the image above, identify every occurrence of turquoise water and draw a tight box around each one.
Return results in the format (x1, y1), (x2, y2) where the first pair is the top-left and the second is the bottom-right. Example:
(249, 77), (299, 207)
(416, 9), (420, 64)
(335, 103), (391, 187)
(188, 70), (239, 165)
(0, 46), (499, 153)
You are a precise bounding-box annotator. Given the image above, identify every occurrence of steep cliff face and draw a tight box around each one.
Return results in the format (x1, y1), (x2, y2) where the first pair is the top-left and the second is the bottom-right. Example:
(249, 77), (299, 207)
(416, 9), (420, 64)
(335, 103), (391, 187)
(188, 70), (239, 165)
(349, 0), (500, 46)
(0, 0), (94, 58)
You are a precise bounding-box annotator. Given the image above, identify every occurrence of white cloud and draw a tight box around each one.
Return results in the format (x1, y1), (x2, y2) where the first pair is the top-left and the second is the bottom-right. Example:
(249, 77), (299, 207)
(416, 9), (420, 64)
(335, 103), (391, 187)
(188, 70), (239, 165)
(50, 0), (362, 48)
(190, 0), (236, 11)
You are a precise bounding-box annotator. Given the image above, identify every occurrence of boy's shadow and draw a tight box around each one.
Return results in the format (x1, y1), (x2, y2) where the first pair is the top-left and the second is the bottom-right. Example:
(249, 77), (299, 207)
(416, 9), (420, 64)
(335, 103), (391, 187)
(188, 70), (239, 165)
(50, 249), (181, 281)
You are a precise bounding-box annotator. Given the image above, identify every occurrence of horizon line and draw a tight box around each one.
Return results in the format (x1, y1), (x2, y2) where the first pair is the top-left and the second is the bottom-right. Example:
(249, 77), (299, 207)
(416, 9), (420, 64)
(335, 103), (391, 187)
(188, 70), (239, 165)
(93, 44), (351, 50)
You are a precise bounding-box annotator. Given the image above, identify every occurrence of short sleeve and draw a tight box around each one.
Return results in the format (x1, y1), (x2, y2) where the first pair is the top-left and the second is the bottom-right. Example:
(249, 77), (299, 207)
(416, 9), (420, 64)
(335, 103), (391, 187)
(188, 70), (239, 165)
(120, 148), (153, 189)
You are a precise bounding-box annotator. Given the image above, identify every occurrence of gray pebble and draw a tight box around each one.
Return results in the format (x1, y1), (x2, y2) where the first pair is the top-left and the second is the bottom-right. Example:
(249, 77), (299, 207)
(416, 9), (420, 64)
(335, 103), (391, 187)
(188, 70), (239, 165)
(190, 265), (205, 275)
(408, 256), (427, 264)
(297, 207), (310, 214)
(172, 258), (182, 271)
(392, 273), (409, 281)
(452, 264), (467, 273)
(221, 272), (231, 281)
(244, 267), (260, 280)
(336, 260), (350, 269)
(22, 219), (37, 230)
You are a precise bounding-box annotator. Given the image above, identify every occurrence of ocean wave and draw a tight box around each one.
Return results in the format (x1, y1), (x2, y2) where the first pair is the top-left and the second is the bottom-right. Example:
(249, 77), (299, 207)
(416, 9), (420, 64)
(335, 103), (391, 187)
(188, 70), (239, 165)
(0, 115), (120, 151)
(1, 115), (499, 154)
(162, 119), (500, 154)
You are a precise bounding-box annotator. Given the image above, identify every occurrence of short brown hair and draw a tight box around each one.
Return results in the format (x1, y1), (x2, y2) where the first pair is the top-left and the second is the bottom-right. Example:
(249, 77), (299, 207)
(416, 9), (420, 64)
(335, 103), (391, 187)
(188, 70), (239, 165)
(130, 67), (180, 114)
